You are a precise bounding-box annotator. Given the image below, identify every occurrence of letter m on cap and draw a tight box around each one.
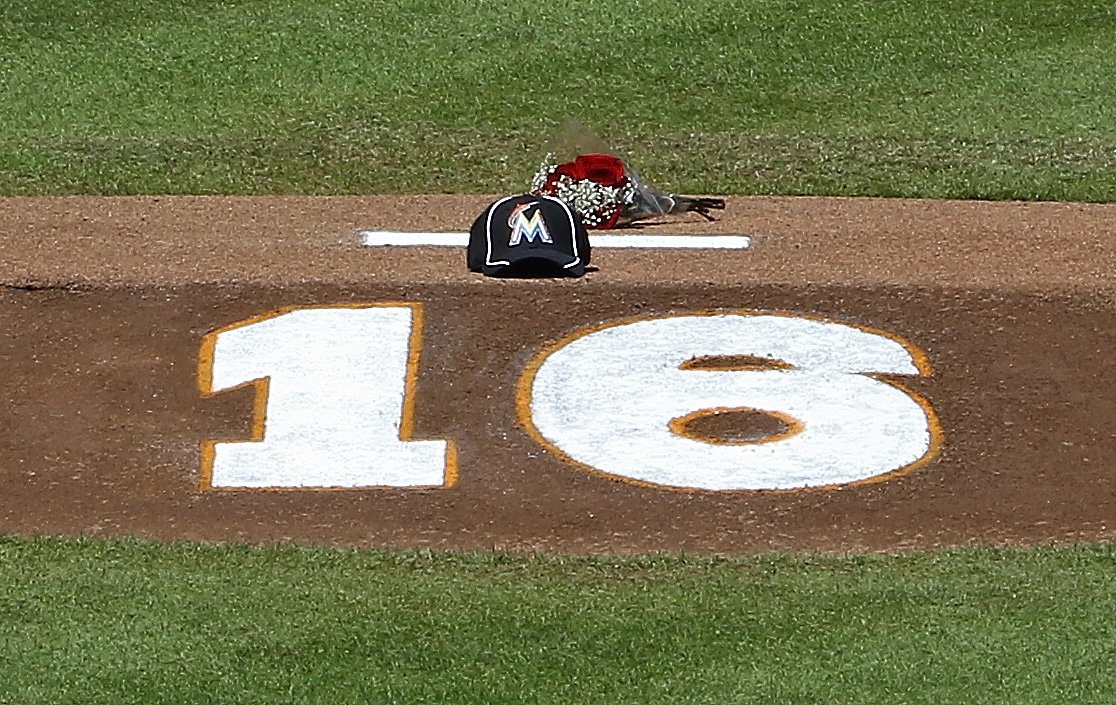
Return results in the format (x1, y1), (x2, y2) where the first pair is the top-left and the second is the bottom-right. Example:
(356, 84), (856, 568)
(507, 203), (553, 246)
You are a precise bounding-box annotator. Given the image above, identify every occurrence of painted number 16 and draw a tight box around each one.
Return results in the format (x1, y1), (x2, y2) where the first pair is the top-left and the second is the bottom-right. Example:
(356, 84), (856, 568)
(199, 304), (941, 492)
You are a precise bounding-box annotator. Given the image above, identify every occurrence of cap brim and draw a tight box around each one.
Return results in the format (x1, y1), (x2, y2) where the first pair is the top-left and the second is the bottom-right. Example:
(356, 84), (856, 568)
(483, 248), (585, 277)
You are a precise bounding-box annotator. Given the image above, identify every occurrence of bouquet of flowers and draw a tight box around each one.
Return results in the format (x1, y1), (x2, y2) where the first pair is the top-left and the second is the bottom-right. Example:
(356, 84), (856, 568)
(527, 126), (725, 229)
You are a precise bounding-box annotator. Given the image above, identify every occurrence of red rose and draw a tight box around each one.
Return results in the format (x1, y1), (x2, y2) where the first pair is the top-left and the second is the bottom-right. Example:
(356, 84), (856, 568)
(574, 153), (628, 187)
(545, 153), (627, 187)
(535, 153), (629, 229)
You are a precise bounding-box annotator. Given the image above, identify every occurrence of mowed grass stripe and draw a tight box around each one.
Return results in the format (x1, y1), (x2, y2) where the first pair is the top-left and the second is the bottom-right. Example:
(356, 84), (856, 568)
(1, 536), (1115, 704)
(1, 1), (1114, 197)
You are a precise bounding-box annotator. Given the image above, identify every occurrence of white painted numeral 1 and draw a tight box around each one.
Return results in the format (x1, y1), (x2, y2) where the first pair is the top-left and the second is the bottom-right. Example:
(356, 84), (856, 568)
(522, 313), (940, 491)
(199, 304), (454, 489)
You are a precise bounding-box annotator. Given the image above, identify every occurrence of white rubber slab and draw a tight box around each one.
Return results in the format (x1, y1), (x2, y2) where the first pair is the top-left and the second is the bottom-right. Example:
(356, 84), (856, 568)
(360, 231), (752, 249)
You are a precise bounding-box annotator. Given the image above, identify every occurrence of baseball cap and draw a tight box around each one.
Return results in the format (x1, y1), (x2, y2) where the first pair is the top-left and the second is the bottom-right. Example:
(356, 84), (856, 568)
(467, 194), (591, 277)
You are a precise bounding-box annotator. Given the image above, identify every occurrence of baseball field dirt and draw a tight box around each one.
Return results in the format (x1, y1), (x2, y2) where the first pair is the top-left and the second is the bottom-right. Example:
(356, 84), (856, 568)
(2, 195), (1115, 554)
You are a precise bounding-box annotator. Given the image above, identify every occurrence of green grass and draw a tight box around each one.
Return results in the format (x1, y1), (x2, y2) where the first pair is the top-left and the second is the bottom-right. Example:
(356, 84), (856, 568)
(1, 0), (1115, 197)
(2, 536), (1115, 704)
(3, 4), (1115, 702)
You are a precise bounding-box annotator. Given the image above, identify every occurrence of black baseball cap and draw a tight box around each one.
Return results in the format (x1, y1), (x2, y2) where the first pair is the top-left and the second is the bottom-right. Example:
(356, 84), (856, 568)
(467, 194), (591, 277)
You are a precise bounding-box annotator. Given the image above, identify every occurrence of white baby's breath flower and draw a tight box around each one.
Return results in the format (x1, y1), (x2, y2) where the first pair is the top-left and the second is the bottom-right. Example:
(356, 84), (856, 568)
(529, 153), (559, 193)
(529, 155), (637, 228)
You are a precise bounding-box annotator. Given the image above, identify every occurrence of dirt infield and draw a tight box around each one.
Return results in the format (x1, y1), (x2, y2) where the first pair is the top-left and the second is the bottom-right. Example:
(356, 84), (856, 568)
(3, 195), (1116, 554)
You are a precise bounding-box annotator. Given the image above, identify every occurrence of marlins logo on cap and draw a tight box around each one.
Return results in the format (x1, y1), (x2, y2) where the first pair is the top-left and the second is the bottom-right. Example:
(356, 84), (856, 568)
(506, 202), (552, 246)
(467, 194), (591, 277)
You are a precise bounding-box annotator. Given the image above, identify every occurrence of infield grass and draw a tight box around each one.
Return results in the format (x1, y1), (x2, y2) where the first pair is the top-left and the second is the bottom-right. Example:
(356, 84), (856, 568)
(2, 0), (1115, 198)
(2, 536), (1115, 704)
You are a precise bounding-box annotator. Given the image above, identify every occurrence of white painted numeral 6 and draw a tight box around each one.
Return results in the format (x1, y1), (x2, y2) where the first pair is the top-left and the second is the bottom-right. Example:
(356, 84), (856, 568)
(521, 313), (940, 491)
(199, 304), (454, 489)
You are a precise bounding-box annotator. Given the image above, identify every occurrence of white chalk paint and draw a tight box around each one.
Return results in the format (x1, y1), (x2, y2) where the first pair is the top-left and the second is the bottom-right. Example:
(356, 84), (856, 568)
(359, 231), (752, 249)
(205, 306), (449, 488)
(527, 313), (934, 491)
(200, 305), (937, 493)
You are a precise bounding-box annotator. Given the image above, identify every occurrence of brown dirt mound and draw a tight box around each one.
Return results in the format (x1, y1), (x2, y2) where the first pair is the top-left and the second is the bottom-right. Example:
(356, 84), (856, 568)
(2, 195), (1115, 553)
